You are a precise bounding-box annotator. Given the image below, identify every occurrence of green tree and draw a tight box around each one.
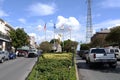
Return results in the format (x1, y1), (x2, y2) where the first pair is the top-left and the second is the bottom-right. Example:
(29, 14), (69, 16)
(106, 26), (120, 47)
(50, 39), (59, 44)
(63, 39), (78, 52)
(80, 43), (90, 50)
(39, 41), (52, 53)
(91, 36), (107, 47)
(9, 28), (30, 50)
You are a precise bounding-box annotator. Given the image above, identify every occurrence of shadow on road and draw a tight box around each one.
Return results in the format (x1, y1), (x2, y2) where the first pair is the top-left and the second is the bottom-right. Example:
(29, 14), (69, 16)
(76, 59), (120, 74)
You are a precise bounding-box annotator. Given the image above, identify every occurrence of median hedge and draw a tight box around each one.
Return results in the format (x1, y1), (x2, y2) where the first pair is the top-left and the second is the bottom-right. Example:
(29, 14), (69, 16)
(27, 53), (76, 80)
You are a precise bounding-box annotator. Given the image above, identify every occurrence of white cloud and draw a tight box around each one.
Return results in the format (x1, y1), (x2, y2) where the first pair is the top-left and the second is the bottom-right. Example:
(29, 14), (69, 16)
(0, 10), (8, 17)
(56, 16), (80, 31)
(18, 18), (26, 24)
(28, 3), (56, 16)
(28, 29), (54, 44)
(37, 25), (43, 31)
(100, 0), (120, 8)
(25, 16), (82, 44)
(29, 33), (37, 38)
(93, 19), (120, 32)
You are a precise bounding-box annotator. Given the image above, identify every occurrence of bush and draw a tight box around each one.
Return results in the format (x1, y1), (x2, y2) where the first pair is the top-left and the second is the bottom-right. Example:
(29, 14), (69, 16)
(27, 53), (76, 80)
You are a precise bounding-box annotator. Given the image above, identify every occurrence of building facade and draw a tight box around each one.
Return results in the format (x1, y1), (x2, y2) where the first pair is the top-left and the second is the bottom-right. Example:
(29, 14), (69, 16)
(0, 19), (14, 51)
(91, 29), (110, 47)
(29, 36), (37, 48)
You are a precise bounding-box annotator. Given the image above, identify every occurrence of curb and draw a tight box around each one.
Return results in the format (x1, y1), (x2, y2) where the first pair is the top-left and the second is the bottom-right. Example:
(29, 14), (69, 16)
(75, 55), (79, 80)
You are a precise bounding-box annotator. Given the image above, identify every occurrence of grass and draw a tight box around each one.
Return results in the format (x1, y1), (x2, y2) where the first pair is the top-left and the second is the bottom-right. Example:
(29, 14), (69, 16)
(27, 53), (76, 80)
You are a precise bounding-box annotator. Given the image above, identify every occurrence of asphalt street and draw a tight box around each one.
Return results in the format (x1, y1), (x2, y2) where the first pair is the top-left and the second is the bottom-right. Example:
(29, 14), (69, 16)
(76, 54), (120, 80)
(0, 57), (37, 80)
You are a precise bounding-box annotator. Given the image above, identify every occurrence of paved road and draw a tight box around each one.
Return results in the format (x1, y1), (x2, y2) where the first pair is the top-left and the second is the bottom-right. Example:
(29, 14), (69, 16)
(0, 57), (37, 80)
(76, 54), (120, 80)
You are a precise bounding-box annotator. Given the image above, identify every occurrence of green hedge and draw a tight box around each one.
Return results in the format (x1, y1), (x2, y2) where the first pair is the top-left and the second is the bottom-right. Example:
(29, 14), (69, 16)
(27, 53), (76, 80)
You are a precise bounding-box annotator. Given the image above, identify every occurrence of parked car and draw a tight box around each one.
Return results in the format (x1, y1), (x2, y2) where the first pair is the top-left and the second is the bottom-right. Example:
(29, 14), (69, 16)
(79, 50), (88, 59)
(0, 51), (9, 63)
(9, 52), (16, 59)
(28, 49), (38, 58)
(114, 48), (120, 60)
(105, 48), (120, 60)
(86, 48), (117, 68)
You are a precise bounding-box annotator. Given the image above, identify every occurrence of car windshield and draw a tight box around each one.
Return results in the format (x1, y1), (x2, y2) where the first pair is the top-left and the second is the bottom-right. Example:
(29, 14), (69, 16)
(91, 49), (105, 53)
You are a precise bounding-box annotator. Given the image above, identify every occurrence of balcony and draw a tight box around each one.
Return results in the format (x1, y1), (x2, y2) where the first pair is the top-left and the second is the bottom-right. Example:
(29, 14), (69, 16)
(0, 32), (11, 42)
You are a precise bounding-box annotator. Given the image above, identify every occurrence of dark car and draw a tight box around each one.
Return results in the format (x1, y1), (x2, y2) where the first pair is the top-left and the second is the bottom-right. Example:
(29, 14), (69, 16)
(79, 50), (89, 59)
(9, 52), (16, 59)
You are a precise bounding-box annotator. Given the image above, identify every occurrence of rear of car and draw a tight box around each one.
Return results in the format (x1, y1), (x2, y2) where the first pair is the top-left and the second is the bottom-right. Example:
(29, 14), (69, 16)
(0, 51), (5, 63)
(86, 48), (117, 68)
(9, 52), (16, 59)
(0, 51), (9, 63)
(28, 49), (38, 58)
(114, 48), (120, 60)
(3, 51), (9, 60)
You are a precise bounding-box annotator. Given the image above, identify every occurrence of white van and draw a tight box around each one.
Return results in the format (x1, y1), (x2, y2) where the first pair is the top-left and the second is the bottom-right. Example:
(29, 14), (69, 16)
(106, 48), (120, 60)
(114, 48), (120, 60)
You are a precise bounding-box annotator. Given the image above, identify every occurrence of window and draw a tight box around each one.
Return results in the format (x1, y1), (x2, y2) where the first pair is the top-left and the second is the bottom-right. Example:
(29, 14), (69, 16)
(91, 49), (105, 53)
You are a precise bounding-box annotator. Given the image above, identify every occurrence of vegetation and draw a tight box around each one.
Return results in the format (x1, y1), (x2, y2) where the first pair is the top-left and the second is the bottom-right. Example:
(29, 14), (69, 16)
(8, 28), (30, 50)
(50, 39), (60, 44)
(91, 36), (108, 47)
(39, 39), (78, 53)
(39, 41), (52, 53)
(62, 39), (78, 52)
(80, 43), (90, 50)
(27, 53), (76, 80)
(106, 26), (120, 48)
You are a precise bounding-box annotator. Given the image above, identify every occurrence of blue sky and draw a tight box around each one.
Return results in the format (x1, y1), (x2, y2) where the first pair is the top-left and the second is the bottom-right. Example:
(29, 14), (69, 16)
(0, 0), (120, 44)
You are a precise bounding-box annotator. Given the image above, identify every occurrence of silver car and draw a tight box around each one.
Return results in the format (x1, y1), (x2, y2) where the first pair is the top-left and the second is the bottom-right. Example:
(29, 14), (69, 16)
(0, 51), (9, 63)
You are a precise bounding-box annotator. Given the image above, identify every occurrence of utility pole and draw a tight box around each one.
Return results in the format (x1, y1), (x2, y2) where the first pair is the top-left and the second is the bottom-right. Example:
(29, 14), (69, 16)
(86, 0), (93, 43)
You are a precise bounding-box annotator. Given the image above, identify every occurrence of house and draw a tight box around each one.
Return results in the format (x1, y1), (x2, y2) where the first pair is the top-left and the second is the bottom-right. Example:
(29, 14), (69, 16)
(0, 19), (14, 51)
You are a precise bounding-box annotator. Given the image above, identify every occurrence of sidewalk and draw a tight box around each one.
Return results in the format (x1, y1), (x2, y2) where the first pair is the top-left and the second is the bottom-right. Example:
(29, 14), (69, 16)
(75, 54), (81, 80)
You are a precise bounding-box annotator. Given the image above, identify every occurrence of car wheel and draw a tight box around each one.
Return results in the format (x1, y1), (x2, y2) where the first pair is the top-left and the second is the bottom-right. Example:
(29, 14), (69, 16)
(86, 59), (88, 63)
(1, 58), (4, 63)
(109, 63), (117, 68)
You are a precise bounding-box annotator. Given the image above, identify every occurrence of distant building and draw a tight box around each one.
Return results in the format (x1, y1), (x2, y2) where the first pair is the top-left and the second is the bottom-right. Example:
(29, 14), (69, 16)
(29, 36), (36, 48)
(91, 28), (110, 47)
(91, 29), (110, 42)
(0, 19), (14, 51)
(56, 44), (62, 52)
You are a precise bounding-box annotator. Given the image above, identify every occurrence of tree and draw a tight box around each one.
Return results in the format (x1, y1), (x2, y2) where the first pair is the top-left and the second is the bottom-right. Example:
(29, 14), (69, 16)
(50, 39), (59, 44)
(39, 41), (52, 53)
(63, 39), (78, 52)
(9, 28), (30, 50)
(106, 26), (120, 47)
(80, 43), (90, 50)
(91, 36), (108, 47)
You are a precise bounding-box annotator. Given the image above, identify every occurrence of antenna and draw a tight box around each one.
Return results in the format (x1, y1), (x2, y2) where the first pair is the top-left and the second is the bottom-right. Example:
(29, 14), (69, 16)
(86, 0), (93, 43)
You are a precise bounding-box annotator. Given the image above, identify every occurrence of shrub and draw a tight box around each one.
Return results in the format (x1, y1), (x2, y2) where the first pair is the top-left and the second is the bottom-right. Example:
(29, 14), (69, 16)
(27, 53), (76, 80)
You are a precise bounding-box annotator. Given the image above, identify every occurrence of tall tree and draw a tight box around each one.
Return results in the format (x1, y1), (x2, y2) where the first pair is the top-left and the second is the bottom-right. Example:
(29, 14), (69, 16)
(9, 28), (30, 50)
(39, 41), (52, 53)
(63, 39), (78, 52)
(106, 26), (120, 47)
(91, 36), (107, 47)
(50, 39), (59, 44)
(80, 43), (90, 50)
